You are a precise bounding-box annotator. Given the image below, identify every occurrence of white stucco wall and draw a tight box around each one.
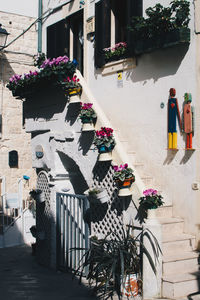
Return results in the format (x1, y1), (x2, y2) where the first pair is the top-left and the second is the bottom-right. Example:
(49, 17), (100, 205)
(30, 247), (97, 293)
(40, 0), (200, 242)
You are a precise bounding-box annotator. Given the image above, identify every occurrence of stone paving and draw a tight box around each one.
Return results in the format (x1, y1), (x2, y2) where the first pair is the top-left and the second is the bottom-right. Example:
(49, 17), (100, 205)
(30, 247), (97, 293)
(0, 244), (98, 300)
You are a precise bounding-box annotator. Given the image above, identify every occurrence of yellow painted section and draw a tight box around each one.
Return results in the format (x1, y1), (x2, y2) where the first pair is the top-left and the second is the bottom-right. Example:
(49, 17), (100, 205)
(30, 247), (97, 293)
(172, 132), (177, 149)
(168, 133), (172, 149)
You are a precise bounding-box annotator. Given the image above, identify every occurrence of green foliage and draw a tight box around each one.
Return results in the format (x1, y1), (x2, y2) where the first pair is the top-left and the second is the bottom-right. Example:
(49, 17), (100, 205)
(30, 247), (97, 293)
(113, 164), (135, 182)
(129, 0), (190, 40)
(73, 226), (161, 299)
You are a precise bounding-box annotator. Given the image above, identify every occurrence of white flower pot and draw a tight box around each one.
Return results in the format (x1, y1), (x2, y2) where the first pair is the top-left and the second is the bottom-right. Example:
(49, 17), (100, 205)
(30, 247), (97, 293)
(86, 188), (109, 204)
(118, 187), (132, 196)
(82, 123), (95, 131)
(95, 189), (109, 203)
(98, 152), (112, 161)
(69, 95), (81, 103)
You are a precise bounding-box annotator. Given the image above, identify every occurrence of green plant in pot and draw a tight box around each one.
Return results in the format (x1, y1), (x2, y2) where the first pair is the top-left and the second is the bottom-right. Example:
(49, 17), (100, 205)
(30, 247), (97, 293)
(86, 187), (109, 204)
(93, 127), (116, 161)
(60, 75), (82, 103)
(79, 103), (97, 131)
(73, 226), (161, 299)
(113, 164), (135, 196)
(129, 0), (190, 55)
(136, 189), (164, 224)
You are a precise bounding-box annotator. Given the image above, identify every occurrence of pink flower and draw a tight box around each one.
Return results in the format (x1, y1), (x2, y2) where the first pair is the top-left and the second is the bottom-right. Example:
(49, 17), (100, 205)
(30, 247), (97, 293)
(113, 166), (119, 172)
(143, 189), (158, 197)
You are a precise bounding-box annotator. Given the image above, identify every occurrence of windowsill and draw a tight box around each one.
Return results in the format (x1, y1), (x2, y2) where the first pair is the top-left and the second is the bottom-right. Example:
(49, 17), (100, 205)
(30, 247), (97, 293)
(101, 57), (136, 76)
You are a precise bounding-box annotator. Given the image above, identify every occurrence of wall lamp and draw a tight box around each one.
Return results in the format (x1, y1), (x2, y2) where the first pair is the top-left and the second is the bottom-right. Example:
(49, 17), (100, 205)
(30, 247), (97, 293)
(0, 24), (9, 50)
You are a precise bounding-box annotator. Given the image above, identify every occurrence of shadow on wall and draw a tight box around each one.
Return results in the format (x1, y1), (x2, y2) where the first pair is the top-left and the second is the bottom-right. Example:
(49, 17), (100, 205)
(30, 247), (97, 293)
(23, 89), (67, 120)
(126, 44), (189, 84)
(57, 151), (89, 194)
(0, 53), (16, 84)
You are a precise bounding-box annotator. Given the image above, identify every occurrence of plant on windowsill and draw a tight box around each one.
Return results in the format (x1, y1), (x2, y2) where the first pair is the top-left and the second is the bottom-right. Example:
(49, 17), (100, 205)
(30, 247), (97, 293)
(129, 0), (190, 55)
(79, 102), (97, 131)
(93, 127), (116, 161)
(113, 163), (135, 196)
(103, 42), (127, 63)
(136, 189), (164, 224)
(6, 53), (77, 99)
(73, 226), (161, 299)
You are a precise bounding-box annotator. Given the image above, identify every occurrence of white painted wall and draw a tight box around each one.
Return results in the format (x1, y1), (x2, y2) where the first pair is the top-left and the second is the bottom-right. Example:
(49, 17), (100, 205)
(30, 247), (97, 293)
(0, 0), (37, 17)
(40, 0), (200, 242)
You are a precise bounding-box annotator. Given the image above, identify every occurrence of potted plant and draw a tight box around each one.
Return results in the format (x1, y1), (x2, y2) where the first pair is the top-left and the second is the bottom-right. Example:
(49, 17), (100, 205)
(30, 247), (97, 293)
(93, 127), (116, 161)
(61, 75), (82, 103)
(103, 42), (127, 63)
(137, 189), (164, 223)
(79, 102), (97, 131)
(129, 0), (190, 55)
(85, 187), (109, 204)
(73, 226), (161, 299)
(29, 189), (45, 203)
(6, 54), (77, 98)
(113, 164), (135, 196)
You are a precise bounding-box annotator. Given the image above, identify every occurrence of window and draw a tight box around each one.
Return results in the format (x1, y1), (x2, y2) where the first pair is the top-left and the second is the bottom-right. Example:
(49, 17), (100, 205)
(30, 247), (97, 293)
(47, 10), (83, 74)
(95, 0), (143, 68)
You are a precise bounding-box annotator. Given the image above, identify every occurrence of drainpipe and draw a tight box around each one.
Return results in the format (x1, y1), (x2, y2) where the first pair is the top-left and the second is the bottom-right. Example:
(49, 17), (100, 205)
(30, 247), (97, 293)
(38, 0), (43, 53)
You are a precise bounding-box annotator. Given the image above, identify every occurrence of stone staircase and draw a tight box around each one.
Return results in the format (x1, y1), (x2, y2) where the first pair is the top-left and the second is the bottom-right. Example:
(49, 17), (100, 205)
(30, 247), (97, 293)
(156, 205), (199, 299)
(119, 138), (200, 299)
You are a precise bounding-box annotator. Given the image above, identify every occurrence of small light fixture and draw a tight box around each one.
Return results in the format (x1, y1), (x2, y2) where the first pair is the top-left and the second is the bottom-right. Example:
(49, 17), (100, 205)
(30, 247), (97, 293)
(0, 24), (9, 50)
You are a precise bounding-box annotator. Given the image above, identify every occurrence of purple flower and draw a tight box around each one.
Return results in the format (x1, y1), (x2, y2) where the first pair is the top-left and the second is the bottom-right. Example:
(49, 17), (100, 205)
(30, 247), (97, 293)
(143, 189), (158, 197)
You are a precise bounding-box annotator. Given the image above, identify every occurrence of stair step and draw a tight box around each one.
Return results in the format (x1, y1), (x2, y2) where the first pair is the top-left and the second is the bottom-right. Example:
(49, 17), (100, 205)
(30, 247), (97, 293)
(155, 205), (173, 218)
(158, 217), (184, 234)
(162, 233), (195, 255)
(163, 252), (199, 275)
(163, 272), (200, 299)
(141, 175), (154, 186)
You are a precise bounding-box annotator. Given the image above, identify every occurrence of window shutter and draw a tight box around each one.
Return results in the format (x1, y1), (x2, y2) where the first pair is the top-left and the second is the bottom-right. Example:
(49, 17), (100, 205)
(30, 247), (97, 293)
(47, 19), (69, 59)
(127, 0), (143, 50)
(95, 0), (111, 68)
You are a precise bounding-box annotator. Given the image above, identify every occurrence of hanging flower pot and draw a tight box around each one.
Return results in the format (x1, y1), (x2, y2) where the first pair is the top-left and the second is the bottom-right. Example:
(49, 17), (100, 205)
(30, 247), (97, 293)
(86, 188), (109, 204)
(121, 274), (139, 298)
(79, 103), (96, 132)
(113, 164), (135, 196)
(117, 177), (135, 196)
(93, 127), (116, 161)
(68, 86), (82, 103)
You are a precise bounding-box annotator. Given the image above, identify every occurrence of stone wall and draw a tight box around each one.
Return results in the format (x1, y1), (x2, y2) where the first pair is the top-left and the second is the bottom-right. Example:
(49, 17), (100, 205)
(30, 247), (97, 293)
(0, 11), (37, 198)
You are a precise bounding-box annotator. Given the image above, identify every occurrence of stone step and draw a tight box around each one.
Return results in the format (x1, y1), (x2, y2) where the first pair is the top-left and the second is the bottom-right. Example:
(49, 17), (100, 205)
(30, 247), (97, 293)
(155, 205), (173, 218)
(163, 251), (199, 275)
(133, 161), (144, 176)
(162, 233), (195, 255)
(141, 175), (154, 186)
(162, 272), (200, 299)
(158, 217), (184, 234)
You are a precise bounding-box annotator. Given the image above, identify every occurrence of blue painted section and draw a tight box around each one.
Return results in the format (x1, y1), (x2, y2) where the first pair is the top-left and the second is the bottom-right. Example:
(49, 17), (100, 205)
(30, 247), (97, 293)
(168, 98), (179, 133)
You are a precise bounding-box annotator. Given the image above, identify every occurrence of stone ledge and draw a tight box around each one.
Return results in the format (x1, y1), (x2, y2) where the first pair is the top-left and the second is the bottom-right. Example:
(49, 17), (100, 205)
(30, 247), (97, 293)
(101, 57), (137, 76)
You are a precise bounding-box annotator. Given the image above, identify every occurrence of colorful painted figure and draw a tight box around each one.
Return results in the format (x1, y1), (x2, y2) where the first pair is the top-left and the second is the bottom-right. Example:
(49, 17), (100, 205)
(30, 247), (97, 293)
(168, 88), (182, 149)
(183, 93), (194, 149)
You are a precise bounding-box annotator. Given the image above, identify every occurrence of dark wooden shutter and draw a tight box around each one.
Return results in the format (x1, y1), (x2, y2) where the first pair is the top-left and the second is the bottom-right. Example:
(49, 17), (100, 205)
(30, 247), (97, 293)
(127, 0), (143, 50)
(47, 19), (69, 59)
(95, 0), (111, 68)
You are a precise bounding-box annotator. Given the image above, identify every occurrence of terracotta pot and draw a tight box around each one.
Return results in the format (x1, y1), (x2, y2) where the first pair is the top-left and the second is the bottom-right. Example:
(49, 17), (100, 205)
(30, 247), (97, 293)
(117, 177), (135, 188)
(121, 274), (139, 298)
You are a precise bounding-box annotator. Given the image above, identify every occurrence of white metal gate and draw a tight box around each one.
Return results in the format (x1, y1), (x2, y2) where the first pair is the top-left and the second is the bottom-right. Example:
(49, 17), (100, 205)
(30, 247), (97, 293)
(56, 193), (89, 272)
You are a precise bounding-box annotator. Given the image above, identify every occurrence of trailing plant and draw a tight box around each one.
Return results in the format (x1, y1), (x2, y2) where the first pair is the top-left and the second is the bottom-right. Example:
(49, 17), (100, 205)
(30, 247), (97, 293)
(136, 189), (164, 224)
(93, 127), (116, 149)
(129, 0), (190, 40)
(79, 103), (97, 123)
(73, 226), (161, 299)
(6, 55), (77, 98)
(103, 42), (127, 60)
(113, 163), (135, 182)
